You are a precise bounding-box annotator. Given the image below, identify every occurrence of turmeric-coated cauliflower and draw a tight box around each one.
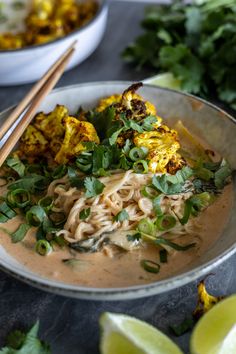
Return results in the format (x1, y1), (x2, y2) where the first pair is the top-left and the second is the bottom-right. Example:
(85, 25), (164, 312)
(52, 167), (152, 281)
(55, 117), (100, 164)
(19, 125), (48, 157)
(34, 105), (68, 154)
(133, 125), (183, 173)
(96, 83), (158, 122)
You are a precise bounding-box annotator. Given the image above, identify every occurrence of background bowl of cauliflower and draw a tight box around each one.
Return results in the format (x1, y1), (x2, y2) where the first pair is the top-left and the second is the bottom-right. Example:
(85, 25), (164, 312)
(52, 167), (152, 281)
(0, 0), (108, 85)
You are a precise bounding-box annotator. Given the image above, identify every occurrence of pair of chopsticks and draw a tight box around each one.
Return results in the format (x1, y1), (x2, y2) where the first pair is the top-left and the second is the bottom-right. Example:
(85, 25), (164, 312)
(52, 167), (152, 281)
(0, 41), (76, 168)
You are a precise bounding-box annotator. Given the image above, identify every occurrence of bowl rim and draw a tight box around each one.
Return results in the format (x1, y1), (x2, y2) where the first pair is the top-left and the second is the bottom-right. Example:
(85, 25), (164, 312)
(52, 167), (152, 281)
(0, 81), (235, 300)
(0, 0), (107, 54)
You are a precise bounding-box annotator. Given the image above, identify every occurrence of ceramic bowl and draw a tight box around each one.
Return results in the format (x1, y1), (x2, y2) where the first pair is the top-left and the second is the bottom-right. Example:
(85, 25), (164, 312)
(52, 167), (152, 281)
(0, 82), (236, 300)
(0, 0), (108, 85)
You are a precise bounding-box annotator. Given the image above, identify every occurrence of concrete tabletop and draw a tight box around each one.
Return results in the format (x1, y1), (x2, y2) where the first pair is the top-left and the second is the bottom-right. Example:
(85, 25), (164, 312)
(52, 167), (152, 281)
(0, 1), (235, 353)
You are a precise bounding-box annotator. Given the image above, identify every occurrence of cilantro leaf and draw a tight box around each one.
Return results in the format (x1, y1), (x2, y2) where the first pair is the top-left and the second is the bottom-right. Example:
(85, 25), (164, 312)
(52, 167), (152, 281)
(86, 106), (116, 140)
(0, 322), (51, 354)
(84, 177), (105, 198)
(120, 115), (144, 133)
(122, 2), (236, 108)
(113, 209), (129, 222)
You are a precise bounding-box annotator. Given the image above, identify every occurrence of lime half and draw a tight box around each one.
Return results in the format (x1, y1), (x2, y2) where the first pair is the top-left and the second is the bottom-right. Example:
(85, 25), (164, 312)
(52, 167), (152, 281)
(143, 72), (181, 91)
(191, 295), (236, 354)
(99, 312), (183, 354)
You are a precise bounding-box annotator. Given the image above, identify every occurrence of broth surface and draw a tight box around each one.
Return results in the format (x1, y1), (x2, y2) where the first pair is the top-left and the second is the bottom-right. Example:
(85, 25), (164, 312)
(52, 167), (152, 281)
(0, 184), (232, 288)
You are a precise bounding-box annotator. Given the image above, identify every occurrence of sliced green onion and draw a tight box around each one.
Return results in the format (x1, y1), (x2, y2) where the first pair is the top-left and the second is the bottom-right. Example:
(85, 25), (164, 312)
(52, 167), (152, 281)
(26, 206), (46, 226)
(79, 208), (91, 220)
(179, 199), (192, 225)
(49, 212), (66, 226)
(0, 213), (8, 223)
(51, 165), (67, 179)
(129, 147), (148, 161)
(155, 237), (196, 251)
(5, 156), (25, 177)
(156, 214), (176, 231)
(35, 240), (52, 256)
(141, 184), (159, 199)
(11, 223), (31, 243)
(140, 259), (160, 274)
(6, 188), (31, 208)
(159, 249), (168, 263)
(38, 196), (54, 212)
(25, 164), (43, 175)
(133, 160), (149, 174)
(0, 202), (16, 219)
(152, 194), (163, 216)
(180, 192), (212, 225)
(138, 218), (155, 235)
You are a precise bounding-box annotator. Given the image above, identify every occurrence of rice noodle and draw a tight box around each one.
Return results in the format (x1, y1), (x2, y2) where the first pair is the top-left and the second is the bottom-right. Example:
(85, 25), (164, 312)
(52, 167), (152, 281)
(50, 171), (194, 245)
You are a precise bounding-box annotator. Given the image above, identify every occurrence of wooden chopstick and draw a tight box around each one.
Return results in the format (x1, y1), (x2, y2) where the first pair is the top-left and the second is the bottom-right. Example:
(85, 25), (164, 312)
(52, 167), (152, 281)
(0, 45), (75, 168)
(0, 40), (76, 142)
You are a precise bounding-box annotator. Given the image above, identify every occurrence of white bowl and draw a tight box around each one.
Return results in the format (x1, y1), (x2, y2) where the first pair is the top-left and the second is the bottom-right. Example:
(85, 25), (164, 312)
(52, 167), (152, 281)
(0, 0), (108, 85)
(0, 82), (236, 300)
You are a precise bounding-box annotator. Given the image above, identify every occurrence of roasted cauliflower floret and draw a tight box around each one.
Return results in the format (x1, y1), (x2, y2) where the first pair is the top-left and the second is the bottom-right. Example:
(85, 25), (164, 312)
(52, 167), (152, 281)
(34, 105), (68, 154)
(133, 125), (182, 173)
(34, 105), (68, 139)
(96, 83), (159, 123)
(19, 125), (48, 157)
(55, 117), (100, 164)
(96, 95), (121, 112)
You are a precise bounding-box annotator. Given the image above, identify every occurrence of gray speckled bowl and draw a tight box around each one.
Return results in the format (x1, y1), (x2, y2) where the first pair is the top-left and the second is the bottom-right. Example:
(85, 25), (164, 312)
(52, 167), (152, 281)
(0, 82), (235, 300)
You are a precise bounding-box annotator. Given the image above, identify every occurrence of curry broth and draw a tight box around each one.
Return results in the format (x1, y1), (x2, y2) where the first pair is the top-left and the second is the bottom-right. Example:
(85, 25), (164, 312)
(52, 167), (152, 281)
(0, 183), (232, 288)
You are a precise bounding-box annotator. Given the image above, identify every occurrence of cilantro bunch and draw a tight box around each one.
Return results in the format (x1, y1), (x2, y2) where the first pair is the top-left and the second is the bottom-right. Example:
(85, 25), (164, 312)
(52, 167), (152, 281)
(122, 0), (236, 109)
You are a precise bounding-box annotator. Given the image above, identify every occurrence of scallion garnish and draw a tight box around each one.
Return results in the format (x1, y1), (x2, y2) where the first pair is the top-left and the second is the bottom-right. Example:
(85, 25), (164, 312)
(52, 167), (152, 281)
(140, 259), (160, 274)
(159, 249), (168, 263)
(5, 156), (25, 177)
(155, 237), (196, 251)
(141, 184), (159, 199)
(11, 223), (31, 243)
(129, 147), (148, 162)
(38, 196), (53, 212)
(79, 208), (91, 220)
(51, 165), (67, 179)
(0, 213), (8, 223)
(133, 160), (149, 174)
(137, 218), (155, 235)
(26, 206), (46, 227)
(180, 192), (212, 225)
(0, 202), (16, 219)
(0, 223), (30, 243)
(155, 214), (176, 231)
(6, 188), (31, 208)
(35, 240), (52, 256)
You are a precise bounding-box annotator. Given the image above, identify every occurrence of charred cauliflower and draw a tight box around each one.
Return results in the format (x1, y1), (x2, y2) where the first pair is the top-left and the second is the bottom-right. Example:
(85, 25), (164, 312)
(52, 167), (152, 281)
(19, 125), (48, 157)
(133, 125), (183, 173)
(55, 117), (100, 164)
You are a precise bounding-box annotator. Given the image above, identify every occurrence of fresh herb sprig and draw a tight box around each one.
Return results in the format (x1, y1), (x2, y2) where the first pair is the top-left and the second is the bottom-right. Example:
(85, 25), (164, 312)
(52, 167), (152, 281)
(122, 0), (236, 109)
(0, 321), (51, 354)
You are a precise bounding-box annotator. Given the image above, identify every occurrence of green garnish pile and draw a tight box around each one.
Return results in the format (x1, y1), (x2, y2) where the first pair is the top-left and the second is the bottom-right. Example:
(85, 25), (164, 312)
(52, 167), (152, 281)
(122, 0), (236, 109)
(0, 321), (50, 354)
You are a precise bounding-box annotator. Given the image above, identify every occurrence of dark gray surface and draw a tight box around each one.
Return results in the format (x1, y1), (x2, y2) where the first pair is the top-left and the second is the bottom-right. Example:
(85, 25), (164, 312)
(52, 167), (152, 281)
(0, 1), (236, 353)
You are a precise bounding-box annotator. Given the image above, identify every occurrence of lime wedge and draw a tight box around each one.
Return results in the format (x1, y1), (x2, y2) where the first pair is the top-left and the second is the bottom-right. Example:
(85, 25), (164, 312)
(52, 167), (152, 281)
(99, 312), (183, 354)
(190, 295), (236, 354)
(144, 72), (181, 91)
